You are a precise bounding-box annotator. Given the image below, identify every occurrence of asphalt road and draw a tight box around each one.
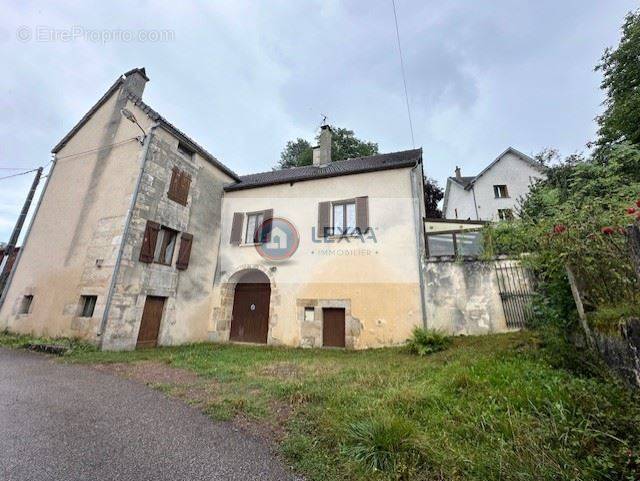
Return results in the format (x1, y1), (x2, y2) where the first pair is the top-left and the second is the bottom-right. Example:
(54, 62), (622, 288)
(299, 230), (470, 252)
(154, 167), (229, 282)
(0, 347), (298, 481)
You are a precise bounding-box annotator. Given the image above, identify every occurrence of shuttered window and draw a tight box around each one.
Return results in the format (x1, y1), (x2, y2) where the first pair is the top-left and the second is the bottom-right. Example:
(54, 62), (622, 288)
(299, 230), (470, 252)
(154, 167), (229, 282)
(176, 233), (193, 270)
(167, 167), (191, 206)
(230, 209), (274, 245)
(139, 220), (160, 263)
(321, 196), (369, 236)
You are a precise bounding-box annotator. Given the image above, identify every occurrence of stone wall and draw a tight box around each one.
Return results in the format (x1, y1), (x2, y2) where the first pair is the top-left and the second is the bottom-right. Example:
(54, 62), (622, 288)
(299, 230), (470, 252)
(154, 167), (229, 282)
(593, 319), (640, 389)
(424, 258), (519, 335)
(101, 124), (231, 350)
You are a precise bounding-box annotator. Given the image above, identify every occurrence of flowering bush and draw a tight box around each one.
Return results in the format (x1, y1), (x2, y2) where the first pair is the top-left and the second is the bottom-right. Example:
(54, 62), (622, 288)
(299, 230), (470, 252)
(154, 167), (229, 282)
(485, 143), (640, 329)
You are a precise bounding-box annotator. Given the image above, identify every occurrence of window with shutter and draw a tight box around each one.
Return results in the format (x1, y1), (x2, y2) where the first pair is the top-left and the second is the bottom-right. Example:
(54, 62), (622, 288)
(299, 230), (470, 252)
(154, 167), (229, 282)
(318, 202), (330, 237)
(167, 167), (191, 206)
(261, 209), (273, 243)
(230, 212), (244, 245)
(355, 196), (369, 234)
(139, 221), (160, 263)
(176, 233), (193, 270)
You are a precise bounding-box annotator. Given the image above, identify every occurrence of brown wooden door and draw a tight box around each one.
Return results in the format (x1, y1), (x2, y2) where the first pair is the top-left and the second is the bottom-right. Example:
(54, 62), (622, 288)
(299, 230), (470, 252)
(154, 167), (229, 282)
(136, 296), (166, 349)
(230, 283), (270, 343)
(323, 308), (345, 347)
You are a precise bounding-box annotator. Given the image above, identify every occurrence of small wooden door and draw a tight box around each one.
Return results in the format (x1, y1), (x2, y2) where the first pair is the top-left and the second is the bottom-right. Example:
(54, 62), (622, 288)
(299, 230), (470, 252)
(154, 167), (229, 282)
(322, 308), (345, 347)
(230, 283), (270, 343)
(136, 296), (166, 349)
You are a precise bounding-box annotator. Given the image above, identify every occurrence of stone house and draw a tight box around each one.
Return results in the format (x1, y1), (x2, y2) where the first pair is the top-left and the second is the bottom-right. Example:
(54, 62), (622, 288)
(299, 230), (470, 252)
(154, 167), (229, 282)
(0, 68), (517, 350)
(442, 147), (546, 221)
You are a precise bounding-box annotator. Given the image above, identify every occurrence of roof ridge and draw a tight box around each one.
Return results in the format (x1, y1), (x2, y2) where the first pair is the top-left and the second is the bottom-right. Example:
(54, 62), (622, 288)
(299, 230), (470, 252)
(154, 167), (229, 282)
(242, 148), (422, 179)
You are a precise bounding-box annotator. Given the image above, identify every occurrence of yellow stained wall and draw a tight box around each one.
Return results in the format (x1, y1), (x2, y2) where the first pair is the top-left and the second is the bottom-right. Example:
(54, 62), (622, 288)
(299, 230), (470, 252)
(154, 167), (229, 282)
(0, 89), (146, 339)
(214, 166), (424, 348)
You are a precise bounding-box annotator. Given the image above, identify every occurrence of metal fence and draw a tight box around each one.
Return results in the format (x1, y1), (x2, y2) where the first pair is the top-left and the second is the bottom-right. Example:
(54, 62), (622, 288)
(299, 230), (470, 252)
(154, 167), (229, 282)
(494, 262), (536, 329)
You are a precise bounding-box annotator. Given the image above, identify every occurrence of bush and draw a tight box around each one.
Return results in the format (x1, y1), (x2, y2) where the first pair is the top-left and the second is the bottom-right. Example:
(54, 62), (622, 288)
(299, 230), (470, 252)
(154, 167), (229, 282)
(342, 416), (427, 479)
(406, 328), (451, 356)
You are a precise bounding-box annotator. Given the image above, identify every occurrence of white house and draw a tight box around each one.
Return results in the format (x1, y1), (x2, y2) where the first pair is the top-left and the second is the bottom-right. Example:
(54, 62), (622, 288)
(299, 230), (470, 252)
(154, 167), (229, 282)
(442, 147), (546, 221)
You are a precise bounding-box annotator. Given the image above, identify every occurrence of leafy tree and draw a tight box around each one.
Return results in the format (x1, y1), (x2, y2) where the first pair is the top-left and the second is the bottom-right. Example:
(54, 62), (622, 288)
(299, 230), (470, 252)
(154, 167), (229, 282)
(276, 126), (378, 169)
(277, 138), (313, 169)
(423, 177), (443, 218)
(594, 10), (640, 152)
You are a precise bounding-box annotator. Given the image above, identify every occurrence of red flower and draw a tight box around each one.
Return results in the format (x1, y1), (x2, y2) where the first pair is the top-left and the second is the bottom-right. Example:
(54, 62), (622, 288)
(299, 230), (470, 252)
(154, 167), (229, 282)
(601, 226), (615, 235)
(627, 207), (637, 214)
(553, 224), (567, 234)
(636, 199), (640, 208)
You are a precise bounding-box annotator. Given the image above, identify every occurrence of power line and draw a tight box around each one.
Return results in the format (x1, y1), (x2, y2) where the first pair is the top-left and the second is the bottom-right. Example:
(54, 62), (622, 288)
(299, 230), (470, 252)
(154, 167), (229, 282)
(0, 137), (139, 182)
(392, 0), (415, 148)
(0, 169), (41, 181)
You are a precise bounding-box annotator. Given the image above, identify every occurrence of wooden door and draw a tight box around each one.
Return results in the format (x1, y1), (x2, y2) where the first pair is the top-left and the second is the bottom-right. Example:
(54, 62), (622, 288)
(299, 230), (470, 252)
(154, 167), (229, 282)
(230, 283), (270, 343)
(322, 308), (345, 347)
(136, 296), (166, 348)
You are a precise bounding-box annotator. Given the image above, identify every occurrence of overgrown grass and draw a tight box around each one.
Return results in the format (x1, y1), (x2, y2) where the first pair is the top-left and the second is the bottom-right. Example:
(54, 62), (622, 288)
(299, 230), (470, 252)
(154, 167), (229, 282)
(405, 327), (451, 356)
(588, 304), (640, 333)
(1, 329), (639, 480)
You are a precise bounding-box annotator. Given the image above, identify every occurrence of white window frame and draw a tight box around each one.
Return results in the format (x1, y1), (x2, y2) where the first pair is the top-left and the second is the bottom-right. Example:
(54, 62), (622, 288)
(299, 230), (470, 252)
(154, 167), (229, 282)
(331, 200), (357, 236)
(244, 211), (265, 244)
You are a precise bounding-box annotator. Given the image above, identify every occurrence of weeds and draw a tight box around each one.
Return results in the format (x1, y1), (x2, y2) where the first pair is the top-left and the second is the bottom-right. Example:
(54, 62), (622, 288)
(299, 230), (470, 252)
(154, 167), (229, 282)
(405, 327), (451, 356)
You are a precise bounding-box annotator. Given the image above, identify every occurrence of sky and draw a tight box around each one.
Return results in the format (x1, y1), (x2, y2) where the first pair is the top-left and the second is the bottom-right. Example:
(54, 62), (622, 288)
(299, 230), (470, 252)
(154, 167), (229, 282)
(0, 0), (636, 242)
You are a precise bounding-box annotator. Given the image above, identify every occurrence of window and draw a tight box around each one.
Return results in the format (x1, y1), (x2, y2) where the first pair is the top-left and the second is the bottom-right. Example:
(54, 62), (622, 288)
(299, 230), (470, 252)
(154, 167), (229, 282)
(167, 167), (191, 205)
(154, 227), (178, 265)
(498, 209), (514, 221)
(80, 295), (97, 318)
(245, 212), (264, 244)
(426, 230), (484, 257)
(332, 201), (356, 236)
(19, 295), (33, 314)
(493, 185), (509, 198)
(304, 307), (315, 322)
(177, 142), (195, 159)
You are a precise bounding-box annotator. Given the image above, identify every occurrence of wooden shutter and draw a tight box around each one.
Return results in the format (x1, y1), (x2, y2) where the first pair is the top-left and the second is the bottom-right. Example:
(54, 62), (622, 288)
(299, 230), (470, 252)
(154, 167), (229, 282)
(168, 168), (190, 206)
(230, 213), (244, 245)
(318, 202), (330, 237)
(260, 209), (273, 243)
(176, 233), (193, 270)
(139, 220), (160, 263)
(356, 196), (369, 233)
(179, 173), (191, 205)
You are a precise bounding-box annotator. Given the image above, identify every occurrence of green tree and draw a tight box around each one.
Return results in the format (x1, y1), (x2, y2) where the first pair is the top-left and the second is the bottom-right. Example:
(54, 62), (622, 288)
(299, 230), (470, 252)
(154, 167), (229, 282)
(595, 10), (640, 152)
(276, 126), (378, 169)
(423, 177), (443, 218)
(277, 138), (313, 169)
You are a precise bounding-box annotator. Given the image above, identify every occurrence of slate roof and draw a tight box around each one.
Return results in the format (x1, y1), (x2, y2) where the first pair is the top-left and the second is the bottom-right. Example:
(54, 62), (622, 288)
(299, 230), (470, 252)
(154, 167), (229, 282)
(51, 68), (239, 181)
(224, 148), (422, 192)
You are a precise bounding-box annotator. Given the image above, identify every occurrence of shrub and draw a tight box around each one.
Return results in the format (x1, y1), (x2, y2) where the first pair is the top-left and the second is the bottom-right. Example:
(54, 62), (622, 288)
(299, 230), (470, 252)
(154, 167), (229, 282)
(406, 328), (451, 356)
(342, 416), (427, 479)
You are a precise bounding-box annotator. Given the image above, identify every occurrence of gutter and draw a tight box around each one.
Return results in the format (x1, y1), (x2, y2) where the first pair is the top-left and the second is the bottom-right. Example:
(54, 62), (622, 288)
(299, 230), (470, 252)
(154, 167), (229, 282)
(98, 122), (159, 348)
(0, 157), (56, 316)
(410, 161), (428, 329)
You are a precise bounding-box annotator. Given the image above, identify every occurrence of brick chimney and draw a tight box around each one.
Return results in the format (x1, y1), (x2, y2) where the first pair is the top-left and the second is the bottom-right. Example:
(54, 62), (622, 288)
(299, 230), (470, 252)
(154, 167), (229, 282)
(313, 125), (332, 167)
(455, 166), (461, 180)
(122, 67), (149, 98)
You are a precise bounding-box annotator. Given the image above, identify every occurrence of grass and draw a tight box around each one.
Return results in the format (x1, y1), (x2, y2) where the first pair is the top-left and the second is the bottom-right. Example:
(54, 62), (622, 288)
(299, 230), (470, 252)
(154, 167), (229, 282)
(588, 303), (640, 333)
(1, 329), (639, 480)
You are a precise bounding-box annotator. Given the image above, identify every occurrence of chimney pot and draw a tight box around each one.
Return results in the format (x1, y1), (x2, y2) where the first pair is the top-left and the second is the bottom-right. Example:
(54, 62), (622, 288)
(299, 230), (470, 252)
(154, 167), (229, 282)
(455, 166), (461, 180)
(313, 125), (332, 167)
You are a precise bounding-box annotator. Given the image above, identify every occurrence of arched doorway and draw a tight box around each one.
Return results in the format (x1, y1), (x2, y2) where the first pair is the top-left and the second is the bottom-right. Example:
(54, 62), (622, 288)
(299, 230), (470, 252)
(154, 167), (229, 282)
(229, 270), (271, 343)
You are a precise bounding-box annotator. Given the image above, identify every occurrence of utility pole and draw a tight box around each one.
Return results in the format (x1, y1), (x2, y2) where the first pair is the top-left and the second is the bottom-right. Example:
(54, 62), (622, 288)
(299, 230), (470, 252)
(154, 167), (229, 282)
(0, 167), (43, 297)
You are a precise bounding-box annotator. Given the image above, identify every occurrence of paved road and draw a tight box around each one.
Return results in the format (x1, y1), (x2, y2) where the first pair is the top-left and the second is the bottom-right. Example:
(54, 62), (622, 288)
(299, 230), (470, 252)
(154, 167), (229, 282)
(0, 348), (298, 481)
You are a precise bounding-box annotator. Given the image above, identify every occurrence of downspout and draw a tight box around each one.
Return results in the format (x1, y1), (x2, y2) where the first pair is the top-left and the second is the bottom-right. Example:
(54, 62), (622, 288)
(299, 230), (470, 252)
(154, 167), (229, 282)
(471, 184), (480, 220)
(98, 122), (159, 348)
(0, 156), (56, 317)
(410, 162), (428, 329)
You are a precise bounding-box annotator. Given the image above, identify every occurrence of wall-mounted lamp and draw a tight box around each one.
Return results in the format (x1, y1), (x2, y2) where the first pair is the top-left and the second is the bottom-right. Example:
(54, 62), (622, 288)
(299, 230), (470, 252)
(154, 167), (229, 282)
(120, 108), (146, 140)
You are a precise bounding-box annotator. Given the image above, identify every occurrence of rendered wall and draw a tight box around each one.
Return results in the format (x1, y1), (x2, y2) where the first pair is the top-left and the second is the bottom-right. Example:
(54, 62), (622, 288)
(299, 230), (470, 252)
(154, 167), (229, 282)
(212, 166), (425, 349)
